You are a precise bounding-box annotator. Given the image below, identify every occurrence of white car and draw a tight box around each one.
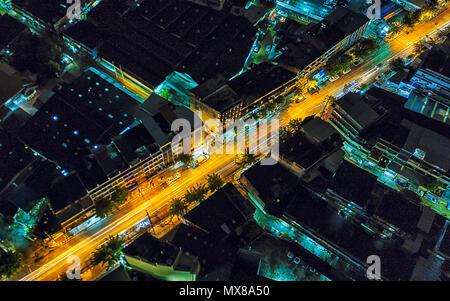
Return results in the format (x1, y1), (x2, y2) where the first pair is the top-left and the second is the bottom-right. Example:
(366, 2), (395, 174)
(329, 75), (340, 82)
(167, 172), (180, 184)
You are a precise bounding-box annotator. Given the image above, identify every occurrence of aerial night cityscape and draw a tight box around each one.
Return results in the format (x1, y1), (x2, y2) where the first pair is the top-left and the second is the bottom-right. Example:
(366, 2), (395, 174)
(0, 0), (449, 293)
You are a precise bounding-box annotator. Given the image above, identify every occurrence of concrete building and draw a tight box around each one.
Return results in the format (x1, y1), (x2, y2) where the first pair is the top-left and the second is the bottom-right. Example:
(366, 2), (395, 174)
(123, 233), (200, 281)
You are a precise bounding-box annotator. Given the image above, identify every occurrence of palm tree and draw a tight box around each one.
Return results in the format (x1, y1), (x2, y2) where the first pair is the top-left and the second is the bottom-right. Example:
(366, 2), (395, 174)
(0, 250), (22, 279)
(236, 148), (258, 168)
(94, 195), (116, 219)
(184, 184), (209, 205)
(169, 197), (189, 221)
(88, 235), (125, 271)
(207, 173), (224, 192)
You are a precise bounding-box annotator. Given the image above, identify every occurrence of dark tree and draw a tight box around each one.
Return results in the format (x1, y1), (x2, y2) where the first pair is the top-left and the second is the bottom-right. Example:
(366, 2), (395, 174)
(184, 184), (209, 205)
(89, 235), (125, 270)
(0, 250), (22, 279)
(207, 173), (224, 192)
(324, 54), (353, 77)
(169, 197), (189, 220)
(9, 31), (62, 84)
(351, 38), (379, 60)
(390, 58), (405, 72)
(177, 153), (194, 165)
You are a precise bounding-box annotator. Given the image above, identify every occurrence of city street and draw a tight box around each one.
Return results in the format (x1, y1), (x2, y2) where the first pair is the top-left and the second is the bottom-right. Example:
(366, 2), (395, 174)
(15, 6), (450, 281)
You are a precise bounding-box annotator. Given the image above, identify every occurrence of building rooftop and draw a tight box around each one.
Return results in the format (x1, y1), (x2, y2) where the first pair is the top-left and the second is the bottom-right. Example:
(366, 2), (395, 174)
(335, 92), (381, 130)
(364, 88), (450, 170)
(275, 7), (368, 69)
(18, 69), (141, 189)
(0, 63), (27, 105)
(328, 160), (378, 208)
(66, 0), (256, 87)
(279, 130), (322, 169)
(135, 93), (203, 147)
(21, 161), (87, 213)
(99, 265), (132, 281)
(12, 0), (74, 24)
(375, 191), (423, 235)
(124, 233), (180, 267)
(0, 129), (36, 193)
(183, 183), (254, 240)
(242, 163), (302, 217)
(301, 117), (339, 145)
(283, 188), (418, 280)
(439, 223), (450, 258)
(0, 14), (26, 50)
(169, 223), (239, 277)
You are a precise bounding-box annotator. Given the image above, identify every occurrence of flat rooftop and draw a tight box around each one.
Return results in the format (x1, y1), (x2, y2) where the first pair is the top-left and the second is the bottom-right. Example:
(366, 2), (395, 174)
(66, 0), (256, 87)
(19, 70), (140, 189)
(0, 129), (35, 192)
(284, 188), (418, 280)
(184, 183), (254, 239)
(12, 0), (75, 24)
(0, 14), (26, 49)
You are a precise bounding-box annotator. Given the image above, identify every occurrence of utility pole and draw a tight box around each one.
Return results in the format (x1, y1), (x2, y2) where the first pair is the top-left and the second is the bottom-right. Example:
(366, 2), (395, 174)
(146, 209), (156, 235)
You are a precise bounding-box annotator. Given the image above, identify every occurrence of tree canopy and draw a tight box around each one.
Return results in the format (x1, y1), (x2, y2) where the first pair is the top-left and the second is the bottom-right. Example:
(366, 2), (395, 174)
(0, 250), (22, 279)
(8, 31), (62, 84)
(390, 58), (405, 72)
(324, 53), (353, 77)
(177, 153), (194, 165)
(184, 184), (209, 205)
(351, 38), (379, 60)
(95, 187), (130, 218)
(169, 197), (189, 220)
(89, 235), (125, 270)
(207, 173), (224, 192)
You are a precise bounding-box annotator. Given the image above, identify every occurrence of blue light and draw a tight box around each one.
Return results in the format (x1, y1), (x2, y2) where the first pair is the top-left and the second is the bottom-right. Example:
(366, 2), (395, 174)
(53, 116), (58, 121)
(73, 130), (79, 135)
(93, 145), (99, 150)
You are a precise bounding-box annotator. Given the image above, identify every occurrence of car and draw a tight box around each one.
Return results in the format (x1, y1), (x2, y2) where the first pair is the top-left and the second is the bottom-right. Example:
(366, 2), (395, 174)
(253, 44), (261, 53)
(353, 60), (362, 67)
(329, 75), (340, 82)
(343, 80), (359, 92)
(293, 257), (301, 264)
(287, 251), (294, 259)
(342, 68), (351, 75)
(167, 172), (181, 184)
(192, 154), (209, 168)
(295, 95), (306, 103)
